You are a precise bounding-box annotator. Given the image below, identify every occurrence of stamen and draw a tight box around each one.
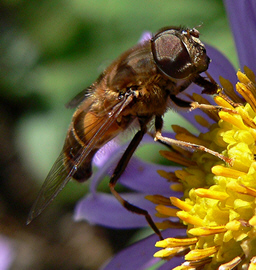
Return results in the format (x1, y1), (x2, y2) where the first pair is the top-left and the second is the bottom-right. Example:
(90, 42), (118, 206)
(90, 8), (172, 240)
(236, 71), (256, 110)
(218, 256), (243, 270)
(155, 237), (198, 248)
(176, 211), (203, 226)
(175, 133), (209, 147)
(155, 205), (178, 217)
(157, 170), (179, 182)
(170, 183), (184, 192)
(227, 182), (256, 197)
(188, 226), (227, 236)
(194, 188), (229, 200)
(172, 125), (192, 135)
(237, 71), (253, 85)
(175, 170), (191, 182)
(185, 245), (219, 261)
(219, 76), (243, 103)
(192, 92), (211, 105)
(178, 257), (213, 269)
(170, 197), (193, 211)
(211, 165), (247, 178)
(244, 66), (256, 84)
(154, 247), (187, 258)
(219, 111), (248, 130)
(145, 195), (172, 205)
(236, 106), (256, 129)
(238, 84), (256, 112)
(214, 95), (235, 109)
(155, 220), (185, 230)
(194, 114), (211, 128)
(159, 150), (196, 166)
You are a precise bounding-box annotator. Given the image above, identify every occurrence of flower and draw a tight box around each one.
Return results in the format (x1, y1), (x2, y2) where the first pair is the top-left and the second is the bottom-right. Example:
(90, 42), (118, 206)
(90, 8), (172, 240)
(153, 69), (256, 269)
(74, 1), (256, 269)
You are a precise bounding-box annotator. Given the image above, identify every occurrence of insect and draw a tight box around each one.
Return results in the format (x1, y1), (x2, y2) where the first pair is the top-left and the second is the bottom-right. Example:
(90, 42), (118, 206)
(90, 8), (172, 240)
(27, 26), (220, 239)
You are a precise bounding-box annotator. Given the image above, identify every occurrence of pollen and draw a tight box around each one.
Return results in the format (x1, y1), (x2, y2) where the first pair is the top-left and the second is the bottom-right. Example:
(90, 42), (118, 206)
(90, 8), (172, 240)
(149, 69), (256, 269)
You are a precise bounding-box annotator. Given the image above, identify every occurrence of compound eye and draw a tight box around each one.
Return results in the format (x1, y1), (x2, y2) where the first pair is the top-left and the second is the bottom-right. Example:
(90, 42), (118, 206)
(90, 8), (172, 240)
(151, 31), (193, 79)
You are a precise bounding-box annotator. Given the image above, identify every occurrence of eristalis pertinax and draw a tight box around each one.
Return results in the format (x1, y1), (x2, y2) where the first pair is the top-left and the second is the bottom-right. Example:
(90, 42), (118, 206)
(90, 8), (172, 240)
(27, 26), (225, 240)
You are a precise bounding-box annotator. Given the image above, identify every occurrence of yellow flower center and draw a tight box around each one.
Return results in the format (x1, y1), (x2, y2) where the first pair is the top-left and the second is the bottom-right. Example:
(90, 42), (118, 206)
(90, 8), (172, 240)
(149, 69), (256, 269)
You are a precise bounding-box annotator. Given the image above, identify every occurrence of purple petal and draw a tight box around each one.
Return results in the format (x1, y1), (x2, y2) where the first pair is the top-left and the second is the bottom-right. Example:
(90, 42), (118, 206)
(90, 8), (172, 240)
(206, 44), (237, 85)
(90, 133), (182, 195)
(101, 229), (186, 270)
(93, 139), (122, 168)
(119, 157), (181, 195)
(74, 192), (174, 228)
(224, 0), (256, 71)
(93, 131), (156, 170)
(90, 140), (130, 194)
(0, 235), (14, 270)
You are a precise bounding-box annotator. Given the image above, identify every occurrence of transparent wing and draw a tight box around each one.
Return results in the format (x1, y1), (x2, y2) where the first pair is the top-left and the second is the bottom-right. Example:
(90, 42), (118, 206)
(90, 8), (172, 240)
(27, 151), (71, 224)
(27, 92), (135, 224)
(65, 88), (91, 109)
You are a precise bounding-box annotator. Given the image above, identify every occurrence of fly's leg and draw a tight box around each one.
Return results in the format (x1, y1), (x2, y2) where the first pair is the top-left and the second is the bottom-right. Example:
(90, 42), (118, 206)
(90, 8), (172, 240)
(170, 91), (238, 114)
(154, 115), (233, 166)
(190, 101), (238, 114)
(159, 94), (235, 165)
(194, 73), (218, 95)
(109, 119), (163, 240)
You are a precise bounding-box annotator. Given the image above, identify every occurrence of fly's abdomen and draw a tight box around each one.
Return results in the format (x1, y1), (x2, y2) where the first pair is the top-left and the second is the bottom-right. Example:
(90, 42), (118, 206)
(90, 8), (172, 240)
(63, 108), (123, 182)
(63, 108), (99, 182)
(63, 125), (97, 182)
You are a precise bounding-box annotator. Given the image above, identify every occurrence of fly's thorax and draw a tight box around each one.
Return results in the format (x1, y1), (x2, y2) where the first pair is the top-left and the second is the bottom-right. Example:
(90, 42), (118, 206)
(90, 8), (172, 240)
(133, 75), (170, 116)
(103, 41), (157, 92)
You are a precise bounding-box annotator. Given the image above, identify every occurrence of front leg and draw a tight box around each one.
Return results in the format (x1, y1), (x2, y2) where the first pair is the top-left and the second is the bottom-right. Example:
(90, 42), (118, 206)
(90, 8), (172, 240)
(194, 73), (218, 95)
(154, 115), (232, 166)
(169, 95), (192, 108)
(170, 88), (237, 114)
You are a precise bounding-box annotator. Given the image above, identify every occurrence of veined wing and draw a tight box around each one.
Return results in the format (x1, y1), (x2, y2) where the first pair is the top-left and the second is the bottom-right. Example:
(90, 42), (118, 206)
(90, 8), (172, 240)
(27, 92), (135, 224)
(65, 88), (91, 109)
(27, 151), (70, 224)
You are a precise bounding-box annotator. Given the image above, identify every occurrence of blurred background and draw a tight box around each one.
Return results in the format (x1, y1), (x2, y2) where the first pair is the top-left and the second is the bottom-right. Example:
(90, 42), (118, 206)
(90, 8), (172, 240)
(0, 0), (236, 269)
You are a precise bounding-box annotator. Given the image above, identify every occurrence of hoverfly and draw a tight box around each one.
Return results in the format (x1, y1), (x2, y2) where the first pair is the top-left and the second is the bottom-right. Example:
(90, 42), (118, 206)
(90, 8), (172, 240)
(27, 26), (220, 239)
